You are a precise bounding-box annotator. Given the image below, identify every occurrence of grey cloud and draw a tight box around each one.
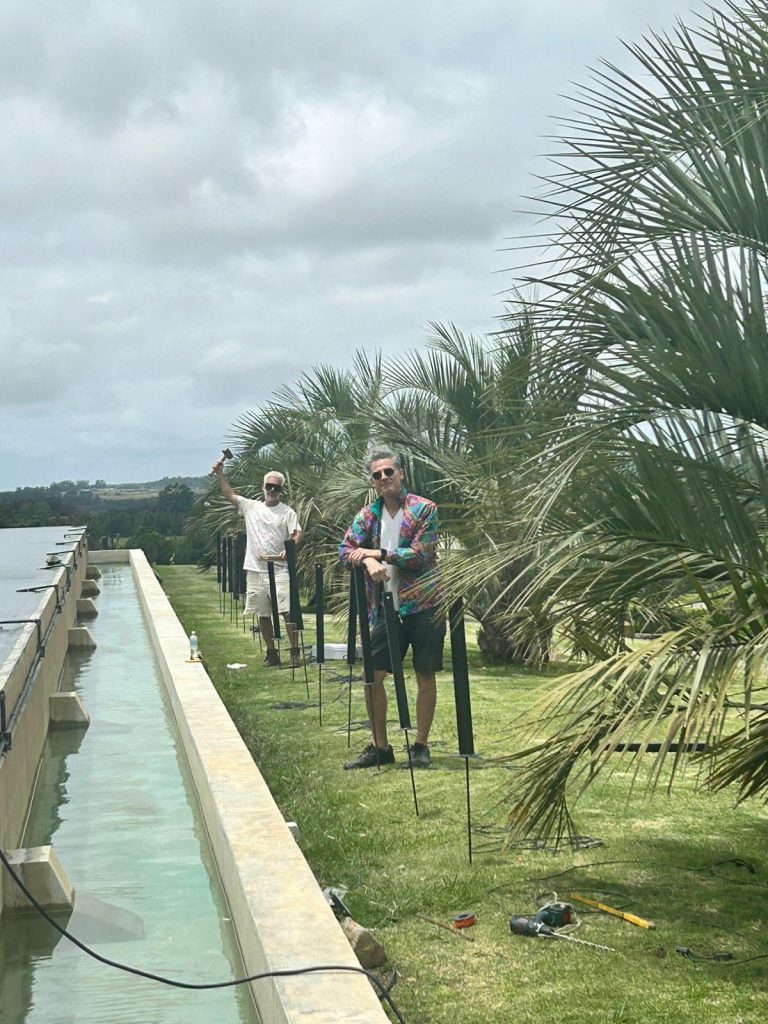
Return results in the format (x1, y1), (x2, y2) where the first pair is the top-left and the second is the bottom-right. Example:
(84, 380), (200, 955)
(0, 0), (711, 488)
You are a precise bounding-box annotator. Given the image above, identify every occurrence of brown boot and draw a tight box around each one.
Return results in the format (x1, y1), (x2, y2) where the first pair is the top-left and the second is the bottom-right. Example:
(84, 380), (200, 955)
(263, 649), (280, 668)
(290, 647), (303, 669)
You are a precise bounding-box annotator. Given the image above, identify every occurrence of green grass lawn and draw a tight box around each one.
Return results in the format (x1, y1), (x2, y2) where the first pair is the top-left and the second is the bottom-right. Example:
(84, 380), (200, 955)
(160, 566), (768, 1024)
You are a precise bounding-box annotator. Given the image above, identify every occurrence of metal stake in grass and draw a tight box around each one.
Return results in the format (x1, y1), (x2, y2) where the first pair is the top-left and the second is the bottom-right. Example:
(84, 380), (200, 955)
(383, 592), (419, 817)
(251, 611), (262, 651)
(315, 563), (325, 725)
(449, 598), (477, 864)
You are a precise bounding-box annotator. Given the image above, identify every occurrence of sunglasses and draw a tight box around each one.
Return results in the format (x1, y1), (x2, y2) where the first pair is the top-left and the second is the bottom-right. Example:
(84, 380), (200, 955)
(265, 483), (283, 492)
(371, 467), (396, 481)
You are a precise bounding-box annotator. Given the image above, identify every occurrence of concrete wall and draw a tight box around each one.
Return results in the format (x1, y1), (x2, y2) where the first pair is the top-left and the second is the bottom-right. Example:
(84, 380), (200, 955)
(88, 549), (130, 565)
(0, 545), (88, 909)
(129, 550), (388, 1024)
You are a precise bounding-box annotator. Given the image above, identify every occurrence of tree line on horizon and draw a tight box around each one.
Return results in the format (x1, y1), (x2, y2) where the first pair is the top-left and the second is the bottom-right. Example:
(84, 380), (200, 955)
(194, 0), (768, 841)
(0, 480), (209, 564)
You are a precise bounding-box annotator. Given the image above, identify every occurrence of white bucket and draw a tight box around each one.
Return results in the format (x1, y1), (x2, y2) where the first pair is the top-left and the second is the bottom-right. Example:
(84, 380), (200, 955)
(311, 642), (362, 661)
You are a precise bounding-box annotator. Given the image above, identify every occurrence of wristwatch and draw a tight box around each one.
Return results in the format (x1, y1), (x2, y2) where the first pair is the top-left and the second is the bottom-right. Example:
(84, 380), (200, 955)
(381, 548), (388, 563)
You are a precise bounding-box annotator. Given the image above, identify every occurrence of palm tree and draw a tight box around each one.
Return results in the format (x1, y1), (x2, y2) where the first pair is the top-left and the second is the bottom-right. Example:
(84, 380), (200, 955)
(476, 0), (768, 841)
(380, 315), (569, 662)
(195, 352), (388, 602)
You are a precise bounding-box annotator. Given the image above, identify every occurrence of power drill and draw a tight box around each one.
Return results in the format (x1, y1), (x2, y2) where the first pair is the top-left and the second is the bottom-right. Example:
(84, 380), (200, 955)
(509, 916), (555, 938)
(510, 902), (574, 938)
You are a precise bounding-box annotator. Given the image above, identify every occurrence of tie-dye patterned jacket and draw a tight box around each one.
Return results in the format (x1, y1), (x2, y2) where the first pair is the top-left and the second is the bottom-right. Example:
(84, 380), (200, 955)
(339, 490), (442, 621)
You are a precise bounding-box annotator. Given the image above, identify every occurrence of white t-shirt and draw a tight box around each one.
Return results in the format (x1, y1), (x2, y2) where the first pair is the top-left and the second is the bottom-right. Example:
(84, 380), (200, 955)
(237, 497), (300, 575)
(380, 507), (403, 610)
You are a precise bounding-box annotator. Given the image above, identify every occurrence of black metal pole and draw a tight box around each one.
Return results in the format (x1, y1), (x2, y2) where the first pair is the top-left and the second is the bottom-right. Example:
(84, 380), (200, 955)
(267, 561), (281, 643)
(346, 570), (357, 747)
(236, 533), (247, 633)
(221, 535), (229, 615)
(228, 535), (236, 621)
(449, 597), (476, 863)
(315, 564), (325, 725)
(383, 593), (419, 817)
(353, 565), (380, 767)
(353, 565), (374, 684)
(216, 533), (222, 612)
(449, 598), (476, 756)
(285, 539), (304, 631)
(285, 539), (308, 695)
(382, 594), (411, 728)
(232, 532), (246, 629)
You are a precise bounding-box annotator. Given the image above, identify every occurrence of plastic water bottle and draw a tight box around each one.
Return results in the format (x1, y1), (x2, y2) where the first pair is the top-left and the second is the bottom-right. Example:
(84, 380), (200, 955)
(189, 631), (198, 660)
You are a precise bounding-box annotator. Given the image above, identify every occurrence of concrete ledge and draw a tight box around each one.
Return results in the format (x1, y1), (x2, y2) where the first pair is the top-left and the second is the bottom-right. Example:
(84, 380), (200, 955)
(68, 627), (96, 649)
(50, 692), (90, 727)
(80, 580), (101, 598)
(0, 542), (86, 910)
(85, 566), (102, 580)
(76, 598), (99, 619)
(4, 846), (74, 911)
(128, 550), (388, 1024)
(88, 550), (130, 565)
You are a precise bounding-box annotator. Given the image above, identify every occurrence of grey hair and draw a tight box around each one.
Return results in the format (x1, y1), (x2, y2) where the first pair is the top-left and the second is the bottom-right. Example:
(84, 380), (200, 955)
(263, 470), (286, 487)
(364, 447), (401, 475)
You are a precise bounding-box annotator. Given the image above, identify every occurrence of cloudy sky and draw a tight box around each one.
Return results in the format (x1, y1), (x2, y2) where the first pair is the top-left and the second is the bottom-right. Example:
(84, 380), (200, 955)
(0, 0), (707, 490)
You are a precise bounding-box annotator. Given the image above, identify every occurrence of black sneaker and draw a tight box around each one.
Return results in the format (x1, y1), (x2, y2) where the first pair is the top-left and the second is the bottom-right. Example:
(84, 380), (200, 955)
(409, 742), (431, 768)
(343, 744), (395, 770)
(263, 649), (280, 668)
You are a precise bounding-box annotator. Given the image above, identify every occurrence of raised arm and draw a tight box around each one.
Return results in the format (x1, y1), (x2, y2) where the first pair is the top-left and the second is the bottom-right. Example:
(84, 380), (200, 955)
(211, 458), (239, 508)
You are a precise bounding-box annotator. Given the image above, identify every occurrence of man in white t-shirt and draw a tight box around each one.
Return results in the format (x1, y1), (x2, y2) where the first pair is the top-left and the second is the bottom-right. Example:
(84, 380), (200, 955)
(212, 459), (303, 667)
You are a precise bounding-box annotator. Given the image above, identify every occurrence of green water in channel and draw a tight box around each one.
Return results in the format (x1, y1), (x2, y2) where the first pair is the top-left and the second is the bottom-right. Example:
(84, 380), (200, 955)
(0, 565), (259, 1024)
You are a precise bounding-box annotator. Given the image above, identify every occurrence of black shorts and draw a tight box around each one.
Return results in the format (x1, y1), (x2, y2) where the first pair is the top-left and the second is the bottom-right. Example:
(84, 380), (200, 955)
(370, 604), (446, 676)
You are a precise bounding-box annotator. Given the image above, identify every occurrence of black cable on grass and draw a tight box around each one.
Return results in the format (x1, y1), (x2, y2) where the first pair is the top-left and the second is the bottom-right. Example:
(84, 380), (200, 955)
(0, 846), (406, 1024)
(332, 720), (371, 736)
(527, 858), (764, 887)
(708, 858), (764, 885)
(675, 947), (768, 966)
(272, 682), (353, 713)
(470, 823), (604, 855)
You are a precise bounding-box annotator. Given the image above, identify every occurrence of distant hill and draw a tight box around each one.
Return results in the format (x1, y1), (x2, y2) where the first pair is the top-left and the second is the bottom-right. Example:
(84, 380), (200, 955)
(93, 476), (209, 501)
(0, 476), (210, 562)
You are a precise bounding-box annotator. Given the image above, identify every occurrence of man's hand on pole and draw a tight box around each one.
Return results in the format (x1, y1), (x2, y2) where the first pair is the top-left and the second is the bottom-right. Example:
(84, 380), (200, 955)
(348, 547), (378, 565)
(365, 558), (389, 583)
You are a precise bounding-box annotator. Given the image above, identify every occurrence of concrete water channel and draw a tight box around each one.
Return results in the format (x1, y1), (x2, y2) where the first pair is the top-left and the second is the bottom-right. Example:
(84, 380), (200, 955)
(2, 561), (258, 1024)
(0, 531), (387, 1024)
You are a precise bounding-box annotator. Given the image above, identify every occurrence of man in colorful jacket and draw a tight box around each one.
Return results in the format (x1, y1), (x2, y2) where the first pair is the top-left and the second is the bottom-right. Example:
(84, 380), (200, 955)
(339, 446), (444, 769)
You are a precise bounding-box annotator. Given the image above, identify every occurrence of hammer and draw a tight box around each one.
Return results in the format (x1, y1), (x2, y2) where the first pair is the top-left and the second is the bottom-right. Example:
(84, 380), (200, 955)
(210, 448), (235, 478)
